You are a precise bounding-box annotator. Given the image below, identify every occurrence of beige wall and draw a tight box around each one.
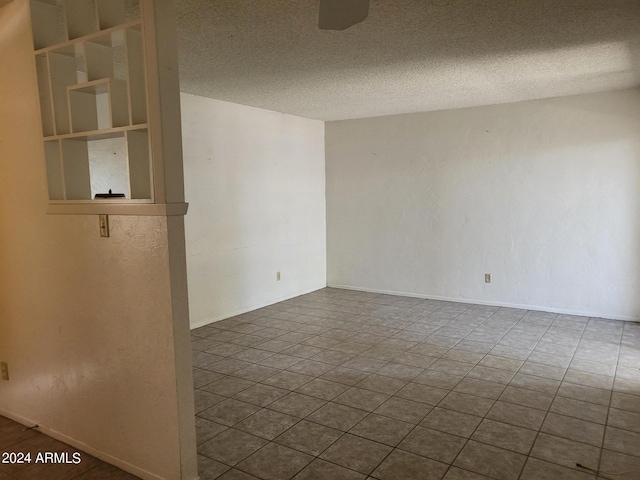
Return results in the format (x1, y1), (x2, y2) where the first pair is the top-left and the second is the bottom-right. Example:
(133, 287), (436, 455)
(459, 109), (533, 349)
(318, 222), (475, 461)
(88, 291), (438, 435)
(0, 1), (195, 479)
(327, 89), (640, 320)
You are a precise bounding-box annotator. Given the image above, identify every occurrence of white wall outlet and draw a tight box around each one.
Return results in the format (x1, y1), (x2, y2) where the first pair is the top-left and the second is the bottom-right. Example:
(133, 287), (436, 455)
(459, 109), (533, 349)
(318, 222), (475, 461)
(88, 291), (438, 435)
(276, 272), (281, 281)
(485, 274), (491, 283)
(1, 362), (9, 381)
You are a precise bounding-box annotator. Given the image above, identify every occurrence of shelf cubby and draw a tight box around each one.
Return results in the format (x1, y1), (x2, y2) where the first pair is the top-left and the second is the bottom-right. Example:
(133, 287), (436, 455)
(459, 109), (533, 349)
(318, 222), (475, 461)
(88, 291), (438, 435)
(68, 79), (129, 133)
(64, 0), (98, 40)
(96, 0), (125, 30)
(85, 30), (128, 82)
(87, 132), (130, 199)
(29, 0), (67, 50)
(127, 129), (151, 199)
(61, 138), (92, 200)
(47, 46), (81, 135)
(44, 140), (65, 200)
(126, 27), (147, 124)
(35, 54), (55, 137)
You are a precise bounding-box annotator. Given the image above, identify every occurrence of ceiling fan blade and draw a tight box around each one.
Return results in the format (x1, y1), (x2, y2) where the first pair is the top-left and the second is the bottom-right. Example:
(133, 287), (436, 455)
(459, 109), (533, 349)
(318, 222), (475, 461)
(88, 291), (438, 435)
(319, 0), (370, 30)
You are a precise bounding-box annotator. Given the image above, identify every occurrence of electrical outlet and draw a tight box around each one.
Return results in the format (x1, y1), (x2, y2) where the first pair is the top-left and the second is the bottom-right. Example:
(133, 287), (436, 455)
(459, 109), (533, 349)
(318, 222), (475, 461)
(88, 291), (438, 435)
(276, 272), (281, 281)
(485, 274), (491, 283)
(1, 362), (8, 381)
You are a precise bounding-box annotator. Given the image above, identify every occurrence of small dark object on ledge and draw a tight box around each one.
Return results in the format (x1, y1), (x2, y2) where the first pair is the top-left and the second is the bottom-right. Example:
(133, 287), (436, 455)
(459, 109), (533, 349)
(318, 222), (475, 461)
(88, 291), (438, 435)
(95, 189), (125, 199)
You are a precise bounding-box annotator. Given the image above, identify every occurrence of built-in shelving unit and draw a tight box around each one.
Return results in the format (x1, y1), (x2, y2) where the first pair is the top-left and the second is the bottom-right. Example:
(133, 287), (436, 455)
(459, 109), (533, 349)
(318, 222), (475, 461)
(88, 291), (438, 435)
(29, 0), (179, 215)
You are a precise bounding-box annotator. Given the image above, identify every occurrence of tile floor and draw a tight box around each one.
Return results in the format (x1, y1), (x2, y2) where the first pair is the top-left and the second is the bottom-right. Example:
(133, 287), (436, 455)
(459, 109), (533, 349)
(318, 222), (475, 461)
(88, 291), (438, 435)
(192, 287), (640, 480)
(0, 415), (137, 479)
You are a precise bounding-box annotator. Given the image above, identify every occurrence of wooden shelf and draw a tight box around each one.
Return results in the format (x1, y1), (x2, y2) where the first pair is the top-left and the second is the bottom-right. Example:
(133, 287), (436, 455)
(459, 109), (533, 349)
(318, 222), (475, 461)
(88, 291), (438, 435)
(34, 19), (142, 55)
(43, 124), (149, 141)
(47, 202), (189, 216)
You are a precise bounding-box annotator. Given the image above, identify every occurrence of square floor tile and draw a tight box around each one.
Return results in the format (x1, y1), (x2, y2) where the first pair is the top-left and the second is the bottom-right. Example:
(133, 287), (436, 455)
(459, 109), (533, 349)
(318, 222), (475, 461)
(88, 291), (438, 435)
(372, 449), (448, 480)
(429, 359), (475, 376)
(499, 386), (553, 411)
(486, 401), (545, 430)
(356, 373), (407, 394)
(604, 426), (640, 456)
(349, 413), (414, 446)
(453, 440), (526, 480)
(442, 466), (494, 479)
(194, 390), (226, 414)
(235, 408), (299, 440)
(454, 378), (505, 400)
(342, 356), (388, 373)
(232, 364), (281, 383)
(200, 399), (262, 426)
(320, 366), (370, 385)
(237, 442), (313, 480)
(556, 382), (610, 406)
(320, 433), (392, 475)
(263, 371), (314, 390)
(399, 426), (466, 463)
(471, 419), (536, 454)
(295, 378), (350, 400)
(395, 383), (449, 405)
(203, 377), (256, 397)
(530, 433), (601, 470)
(608, 408), (640, 433)
(414, 370), (463, 389)
(197, 455), (230, 479)
(508, 373), (560, 396)
(599, 449), (640, 480)
(373, 396), (433, 424)
(334, 387), (390, 411)
(193, 368), (225, 389)
(196, 417), (228, 445)
(519, 457), (595, 480)
(267, 392), (326, 418)
(377, 362), (425, 381)
(306, 402), (368, 431)
(420, 407), (482, 438)
(549, 396), (608, 424)
(288, 359), (335, 376)
(292, 459), (366, 480)
(234, 384), (289, 407)
(540, 412), (604, 447)
(199, 428), (267, 466)
(438, 392), (494, 417)
(274, 420), (343, 456)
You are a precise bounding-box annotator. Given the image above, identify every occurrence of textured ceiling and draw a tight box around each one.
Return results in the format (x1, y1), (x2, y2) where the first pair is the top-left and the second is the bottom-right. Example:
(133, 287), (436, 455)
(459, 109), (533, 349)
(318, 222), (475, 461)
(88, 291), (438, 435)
(177, 0), (640, 120)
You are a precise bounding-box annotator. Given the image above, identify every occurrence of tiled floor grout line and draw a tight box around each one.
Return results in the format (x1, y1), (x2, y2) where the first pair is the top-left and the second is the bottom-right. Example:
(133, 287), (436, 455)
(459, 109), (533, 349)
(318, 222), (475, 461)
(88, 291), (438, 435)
(595, 324), (623, 480)
(440, 310), (554, 480)
(514, 315), (587, 480)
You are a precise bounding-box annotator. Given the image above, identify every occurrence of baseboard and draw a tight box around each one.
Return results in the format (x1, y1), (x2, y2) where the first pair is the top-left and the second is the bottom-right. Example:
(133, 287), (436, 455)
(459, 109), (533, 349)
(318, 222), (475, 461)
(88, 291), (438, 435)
(0, 408), (198, 480)
(190, 284), (327, 329)
(328, 284), (638, 322)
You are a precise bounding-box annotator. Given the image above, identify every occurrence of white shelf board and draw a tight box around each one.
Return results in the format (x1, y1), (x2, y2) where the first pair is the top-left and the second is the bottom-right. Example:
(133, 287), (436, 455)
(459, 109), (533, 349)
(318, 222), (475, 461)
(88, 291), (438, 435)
(47, 202), (189, 216)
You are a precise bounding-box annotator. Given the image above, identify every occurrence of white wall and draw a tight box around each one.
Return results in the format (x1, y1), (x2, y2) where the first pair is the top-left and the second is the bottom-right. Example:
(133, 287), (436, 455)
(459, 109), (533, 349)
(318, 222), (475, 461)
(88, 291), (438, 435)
(326, 89), (640, 320)
(0, 2), (196, 479)
(181, 94), (326, 327)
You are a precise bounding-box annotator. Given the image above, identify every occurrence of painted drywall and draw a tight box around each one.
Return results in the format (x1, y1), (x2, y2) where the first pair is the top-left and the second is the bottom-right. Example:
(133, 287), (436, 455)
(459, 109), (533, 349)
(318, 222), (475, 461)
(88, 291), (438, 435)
(326, 89), (640, 320)
(0, 2), (196, 479)
(181, 94), (326, 327)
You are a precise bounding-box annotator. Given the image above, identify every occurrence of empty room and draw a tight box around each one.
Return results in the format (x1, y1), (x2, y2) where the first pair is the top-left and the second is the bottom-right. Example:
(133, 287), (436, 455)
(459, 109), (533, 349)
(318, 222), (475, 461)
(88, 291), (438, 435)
(1, 0), (639, 480)
(182, 1), (640, 479)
